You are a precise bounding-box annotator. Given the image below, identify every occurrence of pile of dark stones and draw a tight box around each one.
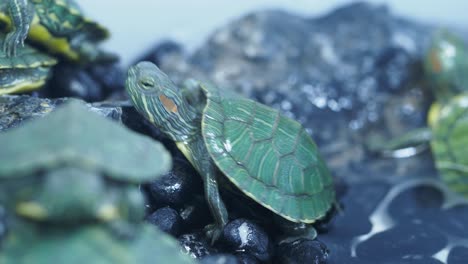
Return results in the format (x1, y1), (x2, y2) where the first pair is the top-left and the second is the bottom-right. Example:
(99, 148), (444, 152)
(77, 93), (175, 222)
(1, 2), (467, 264)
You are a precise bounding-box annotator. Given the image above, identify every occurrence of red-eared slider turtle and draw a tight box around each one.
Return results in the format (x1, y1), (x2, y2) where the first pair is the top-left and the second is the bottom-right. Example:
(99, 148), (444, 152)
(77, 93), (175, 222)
(126, 62), (336, 240)
(369, 31), (468, 197)
(0, 222), (195, 264)
(0, 0), (110, 62)
(425, 30), (468, 102)
(428, 94), (468, 196)
(0, 101), (172, 225)
(0, 32), (56, 94)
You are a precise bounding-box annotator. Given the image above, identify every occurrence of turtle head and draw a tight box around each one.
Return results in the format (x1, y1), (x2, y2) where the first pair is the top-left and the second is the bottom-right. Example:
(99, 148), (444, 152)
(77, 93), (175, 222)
(126, 61), (198, 141)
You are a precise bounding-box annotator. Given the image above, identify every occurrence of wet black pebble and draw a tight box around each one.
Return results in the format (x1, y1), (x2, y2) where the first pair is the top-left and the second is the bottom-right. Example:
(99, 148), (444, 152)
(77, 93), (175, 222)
(438, 204), (468, 238)
(375, 47), (417, 93)
(275, 238), (329, 264)
(236, 253), (259, 264)
(179, 233), (216, 259)
(146, 206), (183, 237)
(87, 61), (125, 95)
(355, 222), (448, 262)
(318, 236), (353, 263)
(200, 254), (239, 264)
(318, 181), (386, 237)
(221, 219), (271, 262)
(447, 246), (468, 264)
(145, 158), (200, 208)
(387, 185), (444, 223)
(43, 63), (103, 101)
(178, 195), (212, 230)
(383, 257), (444, 264)
(341, 257), (443, 264)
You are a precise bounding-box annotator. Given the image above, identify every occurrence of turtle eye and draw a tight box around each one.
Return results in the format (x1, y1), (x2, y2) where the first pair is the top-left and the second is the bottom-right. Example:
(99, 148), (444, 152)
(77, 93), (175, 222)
(139, 78), (155, 89)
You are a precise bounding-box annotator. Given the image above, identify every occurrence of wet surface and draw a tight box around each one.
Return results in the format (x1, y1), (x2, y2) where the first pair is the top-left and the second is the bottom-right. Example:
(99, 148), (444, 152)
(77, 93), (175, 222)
(0, 2), (467, 264)
(131, 2), (468, 263)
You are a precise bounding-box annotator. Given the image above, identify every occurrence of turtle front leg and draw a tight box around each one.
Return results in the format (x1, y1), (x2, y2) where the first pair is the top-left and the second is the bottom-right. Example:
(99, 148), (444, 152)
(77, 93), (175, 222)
(3, 0), (34, 56)
(274, 215), (318, 243)
(201, 164), (229, 244)
(178, 139), (229, 243)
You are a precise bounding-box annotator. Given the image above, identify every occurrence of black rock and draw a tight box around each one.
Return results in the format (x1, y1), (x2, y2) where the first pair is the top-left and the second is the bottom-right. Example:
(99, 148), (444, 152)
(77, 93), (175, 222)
(318, 181), (388, 238)
(179, 232), (216, 259)
(42, 63), (103, 102)
(200, 254), (239, 264)
(87, 61), (125, 95)
(355, 222), (448, 262)
(148, 2), (434, 181)
(235, 253), (259, 264)
(318, 237), (354, 264)
(178, 195), (212, 231)
(383, 257), (444, 264)
(387, 184), (444, 223)
(221, 219), (271, 262)
(145, 157), (201, 209)
(437, 204), (468, 238)
(146, 206), (183, 237)
(275, 238), (329, 264)
(448, 246), (468, 264)
(41, 60), (124, 102)
(344, 180), (390, 215)
(334, 256), (444, 264)
(375, 47), (419, 93)
(0, 95), (122, 132)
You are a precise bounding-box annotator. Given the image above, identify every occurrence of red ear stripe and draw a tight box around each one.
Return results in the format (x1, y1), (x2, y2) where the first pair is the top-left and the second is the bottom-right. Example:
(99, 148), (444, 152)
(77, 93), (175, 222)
(429, 51), (442, 73)
(159, 94), (178, 113)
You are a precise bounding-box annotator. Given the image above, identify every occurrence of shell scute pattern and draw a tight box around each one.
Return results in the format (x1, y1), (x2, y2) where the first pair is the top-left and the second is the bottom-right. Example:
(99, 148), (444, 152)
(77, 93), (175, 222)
(200, 84), (334, 222)
(431, 95), (468, 194)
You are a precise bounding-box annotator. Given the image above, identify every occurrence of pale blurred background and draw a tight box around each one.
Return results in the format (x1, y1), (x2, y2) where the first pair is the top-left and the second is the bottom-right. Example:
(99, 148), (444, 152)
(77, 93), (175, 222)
(79, 0), (468, 65)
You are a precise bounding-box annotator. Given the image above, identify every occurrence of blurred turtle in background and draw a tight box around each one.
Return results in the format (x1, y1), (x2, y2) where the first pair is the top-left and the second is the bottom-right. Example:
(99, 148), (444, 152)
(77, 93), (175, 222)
(0, 221), (195, 264)
(0, 32), (56, 95)
(0, 101), (172, 230)
(368, 30), (468, 197)
(0, 0), (112, 62)
(0, 0), (119, 97)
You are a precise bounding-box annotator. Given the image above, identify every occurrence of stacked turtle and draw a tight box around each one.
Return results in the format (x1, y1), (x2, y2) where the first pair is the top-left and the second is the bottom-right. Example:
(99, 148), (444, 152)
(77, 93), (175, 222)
(0, 101), (194, 264)
(372, 30), (468, 197)
(0, 0), (112, 95)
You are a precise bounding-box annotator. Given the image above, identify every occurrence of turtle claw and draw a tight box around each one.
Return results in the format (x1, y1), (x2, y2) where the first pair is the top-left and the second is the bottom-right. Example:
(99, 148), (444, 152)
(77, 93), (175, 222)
(278, 227), (318, 244)
(204, 224), (223, 245)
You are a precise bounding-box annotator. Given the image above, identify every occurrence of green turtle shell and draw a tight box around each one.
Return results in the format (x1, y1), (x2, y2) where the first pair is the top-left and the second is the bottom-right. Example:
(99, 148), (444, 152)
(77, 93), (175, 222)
(0, 0), (109, 61)
(429, 93), (468, 196)
(200, 83), (335, 223)
(0, 33), (57, 94)
(0, 100), (171, 183)
(424, 30), (468, 103)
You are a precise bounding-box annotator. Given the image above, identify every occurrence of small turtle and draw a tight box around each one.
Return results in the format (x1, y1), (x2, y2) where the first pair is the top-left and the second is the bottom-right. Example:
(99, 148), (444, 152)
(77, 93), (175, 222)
(428, 94), (468, 196)
(0, 222), (195, 264)
(0, 32), (56, 95)
(0, 101), (172, 225)
(0, 0), (111, 62)
(126, 62), (336, 241)
(368, 31), (468, 197)
(425, 30), (468, 103)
